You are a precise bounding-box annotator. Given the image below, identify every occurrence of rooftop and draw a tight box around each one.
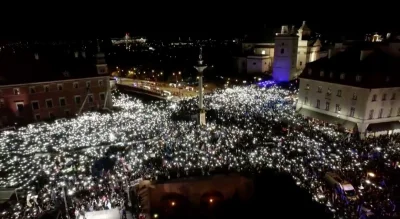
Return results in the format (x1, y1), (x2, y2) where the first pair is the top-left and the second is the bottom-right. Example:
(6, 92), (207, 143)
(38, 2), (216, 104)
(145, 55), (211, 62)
(0, 49), (102, 86)
(299, 46), (400, 88)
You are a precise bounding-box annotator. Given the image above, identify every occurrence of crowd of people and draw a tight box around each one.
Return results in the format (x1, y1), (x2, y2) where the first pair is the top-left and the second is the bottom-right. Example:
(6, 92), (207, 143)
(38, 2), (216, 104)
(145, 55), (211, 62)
(0, 84), (399, 218)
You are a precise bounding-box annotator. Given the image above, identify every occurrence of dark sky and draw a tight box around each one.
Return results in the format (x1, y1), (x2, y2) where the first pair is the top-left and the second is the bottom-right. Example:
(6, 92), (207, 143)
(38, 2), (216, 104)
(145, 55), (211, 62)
(2, 5), (398, 40)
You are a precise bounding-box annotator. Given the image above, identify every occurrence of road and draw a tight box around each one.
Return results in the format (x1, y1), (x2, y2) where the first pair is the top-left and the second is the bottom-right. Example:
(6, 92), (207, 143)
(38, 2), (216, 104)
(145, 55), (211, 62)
(118, 78), (215, 98)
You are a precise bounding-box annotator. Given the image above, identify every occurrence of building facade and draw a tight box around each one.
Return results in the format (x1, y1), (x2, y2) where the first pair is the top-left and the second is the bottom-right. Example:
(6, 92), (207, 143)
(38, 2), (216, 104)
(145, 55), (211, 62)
(296, 43), (400, 138)
(235, 21), (323, 77)
(0, 45), (112, 127)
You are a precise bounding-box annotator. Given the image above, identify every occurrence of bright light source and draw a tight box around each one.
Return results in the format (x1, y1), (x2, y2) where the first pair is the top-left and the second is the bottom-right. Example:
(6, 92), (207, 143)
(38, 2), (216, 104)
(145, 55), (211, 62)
(154, 213), (158, 218)
(367, 172), (375, 177)
(171, 201), (175, 206)
(209, 198), (213, 203)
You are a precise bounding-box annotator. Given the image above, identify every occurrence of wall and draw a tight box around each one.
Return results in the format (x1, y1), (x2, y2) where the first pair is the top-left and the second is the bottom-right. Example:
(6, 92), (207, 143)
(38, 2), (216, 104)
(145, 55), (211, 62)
(297, 78), (400, 134)
(246, 56), (271, 74)
(145, 175), (253, 211)
(0, 76), (111, 126)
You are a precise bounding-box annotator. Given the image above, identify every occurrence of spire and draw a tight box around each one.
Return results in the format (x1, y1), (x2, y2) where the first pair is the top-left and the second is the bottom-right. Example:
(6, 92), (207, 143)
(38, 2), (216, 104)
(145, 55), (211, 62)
(96, 39), (101, 53)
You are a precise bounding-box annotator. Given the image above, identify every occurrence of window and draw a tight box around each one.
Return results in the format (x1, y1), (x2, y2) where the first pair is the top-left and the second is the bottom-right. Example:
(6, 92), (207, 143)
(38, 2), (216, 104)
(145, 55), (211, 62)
(305, 84), (310, 90)
(388, 108), (393, 117)
(356, 75), (362, 82)
(304, 97), (308, 105)
(253, 62), (256, 65)
(391, 93), (396, 100)
(280, 48), (284, 54)
(65, 110), (70, 117)
(320, 71), (324, 77)
(88, 94), (94, 103)
(327, 88), (332, 95)
(57, 84), (63, 91)
(49, 112), (55, 119)
(59, 97), (66, 107)
(369, 110), (374, 119)
(372, 94), (377, 101)
(299, 61), (302, 66)
(86, 81), (91, 88)
(335, 104), (341, 113)
(29, 86), (36, 94)
(31, 101), (39, 110)
(308, 69), (312, 75)
(16, 102), (24, 112)
(13, 88), (20, 95)
(337, 90), (342, 97)
(35, 114), (40, 121)
(98, 80), (104, 87)
(73, 82), (79, 89)
(75, 96), (81, 104)
(329, 72), (334, 78)
(44, 85), (50, 92)
(316, 99), (320, 108)
(352, 93), (357, 100)
(99, 93), (105, 101)
(0, 99), (4, 108)
(350, 107), (355, 117)
(325, 102), (330, 111)
(382, 93), (387, 101)
(46, 99), (53, 108)
(317, 86), (322, 93)
(378, 108), (383, 118)
(340, 73), (345, 80)
(261, 50), (266, 55)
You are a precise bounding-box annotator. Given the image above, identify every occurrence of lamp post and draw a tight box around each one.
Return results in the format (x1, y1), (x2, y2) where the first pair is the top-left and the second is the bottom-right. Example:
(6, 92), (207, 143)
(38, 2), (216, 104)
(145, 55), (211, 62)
(194, 47), (207, 126)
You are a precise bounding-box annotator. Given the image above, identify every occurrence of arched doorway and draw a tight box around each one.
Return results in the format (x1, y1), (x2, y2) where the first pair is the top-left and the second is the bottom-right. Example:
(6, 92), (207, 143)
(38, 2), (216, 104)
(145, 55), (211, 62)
(159, 192), (191, 218)
(200, 190), (224, 210)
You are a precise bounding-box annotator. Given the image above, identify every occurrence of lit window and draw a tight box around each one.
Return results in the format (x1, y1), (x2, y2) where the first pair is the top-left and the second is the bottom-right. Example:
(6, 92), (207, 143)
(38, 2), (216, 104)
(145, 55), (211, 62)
(305, 84), (310, 90)
(261, 50), (266, 55)
(13, 88), (20, 95)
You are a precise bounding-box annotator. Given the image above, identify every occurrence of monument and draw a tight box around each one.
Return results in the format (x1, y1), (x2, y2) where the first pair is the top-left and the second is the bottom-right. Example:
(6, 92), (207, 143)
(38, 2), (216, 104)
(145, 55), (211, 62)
(194, 47), (207, 126)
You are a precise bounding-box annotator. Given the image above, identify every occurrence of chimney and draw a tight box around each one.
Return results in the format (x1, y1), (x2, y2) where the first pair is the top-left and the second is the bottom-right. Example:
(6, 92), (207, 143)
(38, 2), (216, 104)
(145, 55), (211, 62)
(302, 21), (306, 26)
(328, 49), (332, 59)
(81, 51), (86, 58)
(281, 25), (289, 34)
(290, 25), (295, 34)
(34, 53), (39, 60)
(74, 51), (79, 58)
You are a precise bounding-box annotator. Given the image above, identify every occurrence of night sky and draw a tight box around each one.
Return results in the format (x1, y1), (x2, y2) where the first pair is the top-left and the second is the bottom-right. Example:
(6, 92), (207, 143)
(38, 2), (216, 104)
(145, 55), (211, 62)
(2, 6), (398, 40)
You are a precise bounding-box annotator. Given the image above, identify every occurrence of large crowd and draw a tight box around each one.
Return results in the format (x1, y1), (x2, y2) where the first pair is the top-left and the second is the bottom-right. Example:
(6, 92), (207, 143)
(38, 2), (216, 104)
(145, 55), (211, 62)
(0, 84), (399, 218)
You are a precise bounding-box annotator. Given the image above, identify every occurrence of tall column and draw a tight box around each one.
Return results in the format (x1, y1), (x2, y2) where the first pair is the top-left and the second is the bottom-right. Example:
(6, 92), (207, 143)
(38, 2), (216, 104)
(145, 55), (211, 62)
(194, 47), (207, 126)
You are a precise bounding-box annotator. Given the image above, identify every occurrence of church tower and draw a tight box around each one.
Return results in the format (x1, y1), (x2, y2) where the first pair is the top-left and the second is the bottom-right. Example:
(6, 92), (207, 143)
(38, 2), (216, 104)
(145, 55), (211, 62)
(272, 25), (299, 82)
(96, 39), (108, 75)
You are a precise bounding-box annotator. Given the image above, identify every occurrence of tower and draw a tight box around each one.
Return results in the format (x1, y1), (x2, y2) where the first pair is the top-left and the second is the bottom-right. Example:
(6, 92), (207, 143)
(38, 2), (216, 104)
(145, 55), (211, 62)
(272, 25), (299, 82)
(96, 39), (108, 75)
(194, 47), (207, 126)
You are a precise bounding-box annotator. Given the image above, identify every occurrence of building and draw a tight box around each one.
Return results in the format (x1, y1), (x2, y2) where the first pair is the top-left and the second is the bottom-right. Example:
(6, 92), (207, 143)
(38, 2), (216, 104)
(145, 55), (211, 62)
(296, 41), (400, 138)
(0, 45), (112, 127)
(235, 21), (323, 77)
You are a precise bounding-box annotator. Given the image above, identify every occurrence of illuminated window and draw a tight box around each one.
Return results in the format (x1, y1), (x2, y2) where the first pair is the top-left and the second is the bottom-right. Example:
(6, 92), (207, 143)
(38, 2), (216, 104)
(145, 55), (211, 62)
(305, 84), (310, 90)
(261, 50), (266, 55)
(13, 88), (20, 95)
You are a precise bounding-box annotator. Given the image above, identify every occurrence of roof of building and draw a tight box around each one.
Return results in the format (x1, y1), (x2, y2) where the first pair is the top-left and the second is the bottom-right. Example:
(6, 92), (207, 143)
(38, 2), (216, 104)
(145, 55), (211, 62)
(299, 46), (400, 88)
(0, 49), (102, 86)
